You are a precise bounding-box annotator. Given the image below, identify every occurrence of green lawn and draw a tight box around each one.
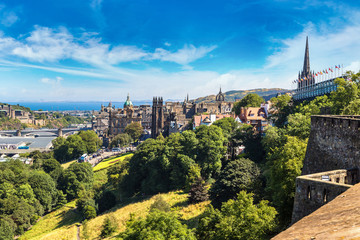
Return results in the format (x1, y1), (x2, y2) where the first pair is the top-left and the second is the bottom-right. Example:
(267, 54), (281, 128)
(93, 153), (133, 172)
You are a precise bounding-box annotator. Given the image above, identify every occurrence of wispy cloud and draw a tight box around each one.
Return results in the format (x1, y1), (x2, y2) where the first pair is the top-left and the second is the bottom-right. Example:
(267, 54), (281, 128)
(152, 44), (217, 65)
(0, 4), (19, 27)
(4, 26), (215, 67)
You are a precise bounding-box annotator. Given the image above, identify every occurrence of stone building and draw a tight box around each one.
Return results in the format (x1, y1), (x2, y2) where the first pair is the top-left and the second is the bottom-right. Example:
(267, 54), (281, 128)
(0, 104), (46, 126)
(92, 94), (149, 144)
(151, 88), (234, 138)
(108, 94), (142, 137)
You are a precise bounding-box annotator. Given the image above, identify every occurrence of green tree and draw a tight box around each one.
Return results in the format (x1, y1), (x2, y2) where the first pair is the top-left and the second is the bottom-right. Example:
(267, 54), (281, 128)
(28, 171), (57, 212)
(212, 117), (238, 140)
(342, 99), (360, 115)
(197, 191), (277, 240)
(233, 94), (265, 115)
(261, 126), (287, 155)
(233, 124), (263, 163)
(100, 216), (118, 238)
(296, 95), (333, 116)
(123, 138), (169, 195)
(285, 113), (311, 140)
(121, 210), (196, 240)
(266, 135), (307, 225)
(330, 77), (359, 114)
(0, 218), (15, 240)
(188, 178), (209, 204)
(67, 162), (94, 189)
(124, 122), (143, 141)
(83, 205), (96, 220)
(209, 158), (260, 209)
(78, 130), (102, 153)
(195, 125), (226, 180)
(41, 158), (63, 181)
(110, 133), (132, 148)
(269, 94), (292, 127)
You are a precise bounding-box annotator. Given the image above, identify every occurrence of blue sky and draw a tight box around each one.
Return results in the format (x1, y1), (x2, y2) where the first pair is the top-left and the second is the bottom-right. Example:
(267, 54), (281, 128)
(0, 0), (360, 102)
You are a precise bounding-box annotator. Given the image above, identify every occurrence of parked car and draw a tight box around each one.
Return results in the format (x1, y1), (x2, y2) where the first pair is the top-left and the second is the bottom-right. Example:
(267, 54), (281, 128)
(112, 147), (121, 152)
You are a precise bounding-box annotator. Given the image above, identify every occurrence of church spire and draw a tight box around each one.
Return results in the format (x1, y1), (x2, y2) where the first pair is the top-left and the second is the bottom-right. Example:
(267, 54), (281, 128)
(303, 36), (310, 76)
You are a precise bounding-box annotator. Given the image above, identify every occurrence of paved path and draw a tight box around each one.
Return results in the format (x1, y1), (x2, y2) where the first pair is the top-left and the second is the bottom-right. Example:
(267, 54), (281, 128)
(77, 224), (80, 240)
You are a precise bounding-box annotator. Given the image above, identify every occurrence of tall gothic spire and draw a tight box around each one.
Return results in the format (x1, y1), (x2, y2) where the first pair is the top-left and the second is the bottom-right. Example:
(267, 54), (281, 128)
(303, 36), (310, 76)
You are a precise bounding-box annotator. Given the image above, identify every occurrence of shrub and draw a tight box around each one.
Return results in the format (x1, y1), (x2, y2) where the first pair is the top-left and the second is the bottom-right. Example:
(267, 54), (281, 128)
(149, 195), (171, 212)
(188, 178), (209, 204)
(100, 216), (117, 238)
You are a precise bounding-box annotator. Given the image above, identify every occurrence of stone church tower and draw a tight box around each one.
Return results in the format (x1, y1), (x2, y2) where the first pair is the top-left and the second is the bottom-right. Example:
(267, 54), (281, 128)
(151, 97), (164, 138)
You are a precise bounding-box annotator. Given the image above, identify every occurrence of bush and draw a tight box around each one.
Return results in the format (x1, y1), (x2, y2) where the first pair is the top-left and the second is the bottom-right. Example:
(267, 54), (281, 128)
(149, 195), (171, 212)
(100, 216), (117, 238)
(83, 205), (96, 220)
(188, 178), (209, 204)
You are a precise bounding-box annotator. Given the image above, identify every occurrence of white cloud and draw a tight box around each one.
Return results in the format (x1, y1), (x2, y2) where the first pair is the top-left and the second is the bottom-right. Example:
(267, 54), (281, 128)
(4, 26), (214, 67)
(152, 44), (217, 65)
(40, 76), (63, 85)
(1, 11), (18, 27)
(90, 0), (103, 10)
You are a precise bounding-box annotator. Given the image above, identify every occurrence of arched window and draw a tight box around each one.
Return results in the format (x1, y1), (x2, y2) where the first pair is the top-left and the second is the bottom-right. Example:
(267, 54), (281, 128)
(323, 189), (328, 203)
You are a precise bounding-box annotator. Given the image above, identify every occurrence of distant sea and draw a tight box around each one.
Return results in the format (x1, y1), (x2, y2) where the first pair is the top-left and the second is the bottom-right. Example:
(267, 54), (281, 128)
(6, 101), (153, 111)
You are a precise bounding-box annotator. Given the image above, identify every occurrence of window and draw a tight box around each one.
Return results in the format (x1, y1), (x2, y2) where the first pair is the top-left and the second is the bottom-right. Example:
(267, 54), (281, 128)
(323, 189), (328, 203)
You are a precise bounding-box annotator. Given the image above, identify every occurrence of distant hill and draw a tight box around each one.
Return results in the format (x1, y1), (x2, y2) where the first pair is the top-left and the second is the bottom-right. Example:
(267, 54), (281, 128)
(193, 88), (291, 103)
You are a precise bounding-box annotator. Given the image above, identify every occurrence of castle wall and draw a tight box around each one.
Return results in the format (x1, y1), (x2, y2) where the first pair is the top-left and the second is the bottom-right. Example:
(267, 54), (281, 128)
(302, 115), (360, 175)
(292, 169), (355, 223)
(292, 115), (360, 224)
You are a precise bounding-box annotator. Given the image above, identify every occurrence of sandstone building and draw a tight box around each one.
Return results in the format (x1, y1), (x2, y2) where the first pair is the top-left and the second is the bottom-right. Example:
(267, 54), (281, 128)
(151, 88), (234, 138)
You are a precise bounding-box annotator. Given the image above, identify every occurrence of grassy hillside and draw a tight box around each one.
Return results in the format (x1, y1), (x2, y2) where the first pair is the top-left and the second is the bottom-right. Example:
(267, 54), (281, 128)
(21, 190), (209, 240)
(23, 155), (209, 239)
(82, 191), (209, 239)
(194, 88), (290, 103)
(19, 201), (82, 240)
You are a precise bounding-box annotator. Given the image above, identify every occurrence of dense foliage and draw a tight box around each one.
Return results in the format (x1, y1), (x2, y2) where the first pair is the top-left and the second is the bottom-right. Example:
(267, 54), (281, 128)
(0, 160), (67, 238)
(197, 191), (277, 240)
(110, 133), (132, 148)
(52, 130), (101, 162)
(233, 93), (265, 115)
(120, 210), (196, 240)
(124, 122), (143, 141)
(209, 158), (260, 209)
(122, 127), (225, 195)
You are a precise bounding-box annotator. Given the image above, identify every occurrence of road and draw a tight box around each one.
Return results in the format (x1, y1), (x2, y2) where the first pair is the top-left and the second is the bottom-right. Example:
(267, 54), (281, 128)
(89, 151), (117, 166)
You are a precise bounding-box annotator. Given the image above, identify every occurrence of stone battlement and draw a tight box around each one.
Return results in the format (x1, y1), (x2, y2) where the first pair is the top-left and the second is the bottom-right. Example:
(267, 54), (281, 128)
(292, 169), (357, 223)
(291, 115), (360, 224)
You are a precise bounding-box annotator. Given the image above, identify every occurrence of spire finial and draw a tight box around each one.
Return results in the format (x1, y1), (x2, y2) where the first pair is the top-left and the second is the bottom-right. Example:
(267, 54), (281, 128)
(303, 36), (310, 76)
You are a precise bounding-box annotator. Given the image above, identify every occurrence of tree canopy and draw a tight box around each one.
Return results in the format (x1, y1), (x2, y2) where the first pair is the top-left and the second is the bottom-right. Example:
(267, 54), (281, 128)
(233, 94), (264, 115)
(124, 122), (143, 141)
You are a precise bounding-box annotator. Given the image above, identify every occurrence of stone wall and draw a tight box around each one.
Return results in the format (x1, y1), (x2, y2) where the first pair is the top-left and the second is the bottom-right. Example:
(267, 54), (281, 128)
(302, 115), (360, 175)
(292, 169), (354, 223)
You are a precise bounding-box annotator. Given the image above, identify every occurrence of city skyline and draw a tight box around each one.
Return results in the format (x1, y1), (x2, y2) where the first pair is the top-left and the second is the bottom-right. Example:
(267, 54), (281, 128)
(0, 0), (360, 102)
